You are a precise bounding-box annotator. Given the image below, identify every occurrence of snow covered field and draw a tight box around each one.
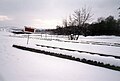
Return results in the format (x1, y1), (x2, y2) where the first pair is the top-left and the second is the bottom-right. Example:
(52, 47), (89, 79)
(0, 31), (120, 81)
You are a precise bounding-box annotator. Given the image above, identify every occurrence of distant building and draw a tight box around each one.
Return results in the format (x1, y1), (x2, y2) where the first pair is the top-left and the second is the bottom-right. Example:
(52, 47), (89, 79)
(24, 26), (36, 34)
(11, 26), (53, 34)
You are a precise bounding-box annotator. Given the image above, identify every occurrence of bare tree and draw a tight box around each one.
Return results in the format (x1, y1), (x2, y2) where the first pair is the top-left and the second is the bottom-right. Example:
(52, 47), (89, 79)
(72, 7), (93, 39)
(68, 15), (76, 26)
(62, 19), (68, 27)
(61, 7), (93, 40)
(63, 15), (75, 27)
(118, 7), (120, 17)
(73, 7), (92, 27)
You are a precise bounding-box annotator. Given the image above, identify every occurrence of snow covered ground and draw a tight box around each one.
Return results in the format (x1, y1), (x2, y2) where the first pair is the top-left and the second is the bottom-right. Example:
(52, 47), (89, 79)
(9, 34), (120, 56)
(77, 35), (120, 43)
(0, 31), (120, 81)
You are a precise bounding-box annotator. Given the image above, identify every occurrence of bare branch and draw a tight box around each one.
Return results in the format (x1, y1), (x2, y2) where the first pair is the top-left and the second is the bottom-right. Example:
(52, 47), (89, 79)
(62, 19), (68, 27)
(73, 7), (93, 27)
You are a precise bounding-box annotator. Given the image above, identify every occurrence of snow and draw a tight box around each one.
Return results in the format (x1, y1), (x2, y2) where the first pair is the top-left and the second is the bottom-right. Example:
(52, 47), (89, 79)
(22, 35), (120, 57)
(0, 31), (120, 81)
(78, 35), (120, 43)
(23, 44), (120, 66)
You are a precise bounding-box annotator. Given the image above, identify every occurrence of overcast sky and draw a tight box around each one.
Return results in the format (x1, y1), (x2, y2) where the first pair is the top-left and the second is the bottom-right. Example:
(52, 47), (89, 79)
(0, 0), (119, 29)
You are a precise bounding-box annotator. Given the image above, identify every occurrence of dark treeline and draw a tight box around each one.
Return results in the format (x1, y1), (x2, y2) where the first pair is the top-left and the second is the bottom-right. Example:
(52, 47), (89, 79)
(88, 16), (120, 36)
(52, 16), (120, 36)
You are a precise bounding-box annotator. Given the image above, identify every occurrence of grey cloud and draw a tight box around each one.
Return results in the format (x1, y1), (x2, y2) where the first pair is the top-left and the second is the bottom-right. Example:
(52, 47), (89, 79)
(0, 0), (49, 14)
(0, 0), (119, 28)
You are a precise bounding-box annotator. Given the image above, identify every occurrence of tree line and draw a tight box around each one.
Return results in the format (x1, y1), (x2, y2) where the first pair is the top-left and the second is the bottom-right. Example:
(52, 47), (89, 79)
(87, 16), (120, 36)
(49, 7), (120, 38)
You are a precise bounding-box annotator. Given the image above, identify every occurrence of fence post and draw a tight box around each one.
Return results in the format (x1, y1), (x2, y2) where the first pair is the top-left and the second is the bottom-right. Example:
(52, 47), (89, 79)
(27, 34), (30, 44)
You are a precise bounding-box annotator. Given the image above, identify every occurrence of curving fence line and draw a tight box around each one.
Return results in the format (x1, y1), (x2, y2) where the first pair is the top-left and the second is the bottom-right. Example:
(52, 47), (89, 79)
(9, 34), (120, 47)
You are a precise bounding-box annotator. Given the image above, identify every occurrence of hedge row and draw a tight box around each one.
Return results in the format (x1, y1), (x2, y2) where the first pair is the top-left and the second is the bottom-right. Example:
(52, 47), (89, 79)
(13, 44), (120, 71)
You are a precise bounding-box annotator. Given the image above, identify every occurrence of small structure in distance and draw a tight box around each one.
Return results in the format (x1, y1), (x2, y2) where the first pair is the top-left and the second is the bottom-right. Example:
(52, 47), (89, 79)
(24, 26), (36, 34)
